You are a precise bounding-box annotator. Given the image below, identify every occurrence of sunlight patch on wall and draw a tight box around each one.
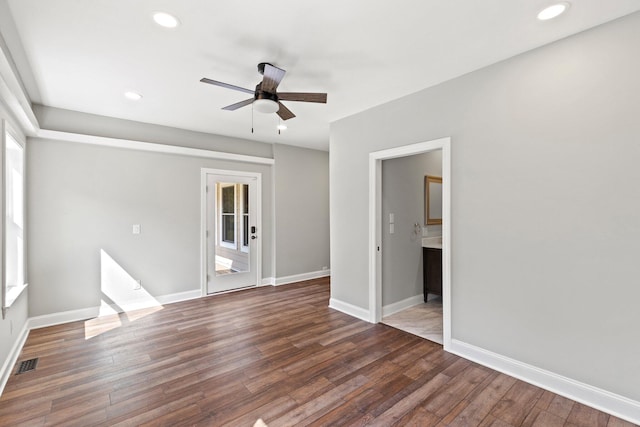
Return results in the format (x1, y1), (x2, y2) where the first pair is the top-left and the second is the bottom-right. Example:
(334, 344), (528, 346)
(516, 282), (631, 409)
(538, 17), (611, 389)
(85, 249), (164, 339)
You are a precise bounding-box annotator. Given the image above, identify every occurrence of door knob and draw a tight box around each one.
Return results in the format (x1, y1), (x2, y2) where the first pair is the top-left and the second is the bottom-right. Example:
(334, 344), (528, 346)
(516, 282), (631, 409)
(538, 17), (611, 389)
(251, 235), (257, 240)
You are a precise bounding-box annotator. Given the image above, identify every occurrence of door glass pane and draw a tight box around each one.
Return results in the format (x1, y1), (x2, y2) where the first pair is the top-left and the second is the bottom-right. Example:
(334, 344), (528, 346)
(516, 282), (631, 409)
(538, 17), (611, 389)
(215, 182), (249, 276)
(242, 184), (249, 247)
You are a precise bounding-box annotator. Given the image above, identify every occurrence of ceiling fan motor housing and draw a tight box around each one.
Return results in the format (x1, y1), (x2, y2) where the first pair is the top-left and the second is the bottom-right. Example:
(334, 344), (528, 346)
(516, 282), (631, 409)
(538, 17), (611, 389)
(255, 84), (278, 101)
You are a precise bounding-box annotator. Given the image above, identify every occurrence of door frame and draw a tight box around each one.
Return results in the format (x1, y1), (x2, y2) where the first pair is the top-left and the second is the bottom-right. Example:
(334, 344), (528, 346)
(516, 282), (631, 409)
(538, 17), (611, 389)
(201, 168), (262, 296)
(368, 137), (451, 349)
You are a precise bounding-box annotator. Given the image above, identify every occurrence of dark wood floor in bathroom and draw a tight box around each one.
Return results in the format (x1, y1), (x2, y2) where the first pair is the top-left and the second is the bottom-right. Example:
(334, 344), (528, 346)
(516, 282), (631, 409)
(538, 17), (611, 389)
(0, 278), (635, 426)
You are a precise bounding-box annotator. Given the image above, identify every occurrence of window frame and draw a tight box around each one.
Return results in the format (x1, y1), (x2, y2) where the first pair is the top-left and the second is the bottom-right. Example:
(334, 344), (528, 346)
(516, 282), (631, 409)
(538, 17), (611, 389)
(1, 120), (28, 318)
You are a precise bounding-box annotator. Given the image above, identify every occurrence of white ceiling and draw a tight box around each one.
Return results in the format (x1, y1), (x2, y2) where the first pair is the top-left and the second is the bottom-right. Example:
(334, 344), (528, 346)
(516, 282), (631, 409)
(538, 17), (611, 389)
(3, 1), (640, 151)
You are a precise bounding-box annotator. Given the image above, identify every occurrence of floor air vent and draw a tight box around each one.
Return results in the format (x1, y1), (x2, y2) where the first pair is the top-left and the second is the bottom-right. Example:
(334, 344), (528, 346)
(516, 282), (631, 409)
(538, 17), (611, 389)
(16, 358), (38, 374)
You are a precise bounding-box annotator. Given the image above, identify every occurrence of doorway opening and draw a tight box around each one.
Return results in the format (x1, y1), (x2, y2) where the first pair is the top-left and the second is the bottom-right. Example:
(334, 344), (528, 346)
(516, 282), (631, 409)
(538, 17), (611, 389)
(368, 137), (451, 349)
(201, 169), (262, 295)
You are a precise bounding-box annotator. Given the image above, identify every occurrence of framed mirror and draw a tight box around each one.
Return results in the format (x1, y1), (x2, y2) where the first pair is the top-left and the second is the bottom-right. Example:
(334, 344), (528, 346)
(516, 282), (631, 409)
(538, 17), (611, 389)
(425, 175), (442, 225)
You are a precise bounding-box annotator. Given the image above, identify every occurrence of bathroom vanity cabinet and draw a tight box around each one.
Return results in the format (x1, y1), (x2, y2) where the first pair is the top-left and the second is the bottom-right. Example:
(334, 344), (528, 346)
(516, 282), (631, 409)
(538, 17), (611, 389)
(423, 247), (442, 301)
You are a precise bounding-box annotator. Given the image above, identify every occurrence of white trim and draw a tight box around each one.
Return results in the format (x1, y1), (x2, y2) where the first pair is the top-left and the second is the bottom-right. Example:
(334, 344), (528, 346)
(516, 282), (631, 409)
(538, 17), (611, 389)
(382, 294), (423, 317)
(275, 269), (331, 286)
(29, 306), (100, 330)
(35, 129), (275, 165)
(1, 123), (28, 318)
(149, 289), (201, 305)
(3, 283), (27, 311)
(0, 320), (29, 396)
(0, 42), (38, 134)
(328, 298), (370, 322)
(449, 339), (640, 425)
(260, 277), (275, 286)
(200, 171), (207, 297)
(270, 167), (277, 292)
(99, 290), (202, 315)
(28, 288), (202, 330)
(368, 137), (452, 349)
(368, 153), (381, 323)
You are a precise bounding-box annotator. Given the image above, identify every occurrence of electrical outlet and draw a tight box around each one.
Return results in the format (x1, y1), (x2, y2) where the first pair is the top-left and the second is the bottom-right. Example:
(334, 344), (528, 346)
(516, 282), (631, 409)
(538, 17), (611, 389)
(134, 279), (141, 290)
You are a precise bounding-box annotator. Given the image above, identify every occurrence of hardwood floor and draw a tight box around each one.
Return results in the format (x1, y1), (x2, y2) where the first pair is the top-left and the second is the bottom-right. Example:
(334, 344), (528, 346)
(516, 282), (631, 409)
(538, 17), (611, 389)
(0, 278), (635, 426)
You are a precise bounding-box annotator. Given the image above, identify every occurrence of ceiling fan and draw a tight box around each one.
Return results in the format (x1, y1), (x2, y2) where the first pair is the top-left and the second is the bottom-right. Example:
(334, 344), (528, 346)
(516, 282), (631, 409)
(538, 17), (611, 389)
(200, 62), (327, 121)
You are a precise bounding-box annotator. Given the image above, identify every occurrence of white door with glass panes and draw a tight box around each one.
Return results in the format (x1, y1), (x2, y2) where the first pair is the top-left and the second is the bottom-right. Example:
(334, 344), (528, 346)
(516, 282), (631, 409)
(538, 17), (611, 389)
(206, 172), (259, 294)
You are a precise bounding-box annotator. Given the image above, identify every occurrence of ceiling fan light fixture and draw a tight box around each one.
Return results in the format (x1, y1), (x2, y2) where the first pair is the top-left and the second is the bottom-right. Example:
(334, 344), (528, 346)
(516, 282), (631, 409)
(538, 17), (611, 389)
(277, 123), (287, 131)
(153, 12), (180, 28)
(537, 2), (570, 20)
(254, 99), (279, 114)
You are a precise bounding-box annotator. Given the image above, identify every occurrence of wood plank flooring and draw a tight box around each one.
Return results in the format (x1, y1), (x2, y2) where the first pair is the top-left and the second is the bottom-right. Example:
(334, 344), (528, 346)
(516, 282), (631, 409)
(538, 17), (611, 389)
(0, 278), (635, 426)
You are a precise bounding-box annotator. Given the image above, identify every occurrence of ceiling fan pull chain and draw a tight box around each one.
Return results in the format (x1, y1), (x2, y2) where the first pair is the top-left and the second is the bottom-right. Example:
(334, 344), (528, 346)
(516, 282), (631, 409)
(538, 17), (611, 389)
(251, 103), (254, 134)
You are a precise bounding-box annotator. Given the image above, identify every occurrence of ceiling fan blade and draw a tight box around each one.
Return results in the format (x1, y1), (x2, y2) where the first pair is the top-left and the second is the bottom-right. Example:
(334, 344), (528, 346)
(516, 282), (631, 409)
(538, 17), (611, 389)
(200, 78), (254, 95)
(222, 98), (254, 111)
(261, 64), (286, 93)
(277, 102), (296, 120)
(278, 92), (327, 103)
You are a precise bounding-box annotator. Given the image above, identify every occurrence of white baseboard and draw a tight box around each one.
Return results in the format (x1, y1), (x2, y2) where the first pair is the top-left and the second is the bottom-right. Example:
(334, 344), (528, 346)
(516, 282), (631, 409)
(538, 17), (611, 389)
(260, 277), (275, 286)
(155, 289), (201, 305)
(328, 298), (370, 322)
(29, 306), (100, 330)
(275, 269), (330, 286)
(449, 339), (640, 425)
(0, 322), (30, 396)
(382, 294), (423, 317)
(29, 289), (202, 330)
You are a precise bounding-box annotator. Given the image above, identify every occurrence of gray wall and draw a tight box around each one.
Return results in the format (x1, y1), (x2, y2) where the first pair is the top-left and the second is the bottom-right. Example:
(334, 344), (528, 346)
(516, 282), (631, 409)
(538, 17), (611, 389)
(26, 108), (332, 317)
(27, 138), (274, 316)
(330, 12), (640, 402)
(382, 151), (441, 306)
(34, 105), (273, 158)
(273, 144), (330, 278)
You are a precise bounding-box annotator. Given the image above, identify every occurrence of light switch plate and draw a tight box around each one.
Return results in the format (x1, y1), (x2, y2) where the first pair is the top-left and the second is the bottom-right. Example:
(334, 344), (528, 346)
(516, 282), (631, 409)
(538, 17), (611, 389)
(389, 213), (394, 223)
(390, 223), (395, 234)
(133, 224), (141, 234)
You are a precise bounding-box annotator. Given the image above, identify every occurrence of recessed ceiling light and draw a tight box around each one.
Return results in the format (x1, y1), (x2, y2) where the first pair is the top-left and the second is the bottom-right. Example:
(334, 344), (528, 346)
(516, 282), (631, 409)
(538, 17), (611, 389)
(124, 91), (143, 101)
(537, 2), (570, 21)
(153, 12), (180, 28)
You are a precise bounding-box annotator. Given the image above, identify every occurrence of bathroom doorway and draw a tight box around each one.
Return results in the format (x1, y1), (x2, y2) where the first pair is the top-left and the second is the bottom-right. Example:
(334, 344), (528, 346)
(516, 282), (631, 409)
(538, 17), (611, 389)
(379, 150), (444, 344)
(368, 137), (451, 349)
